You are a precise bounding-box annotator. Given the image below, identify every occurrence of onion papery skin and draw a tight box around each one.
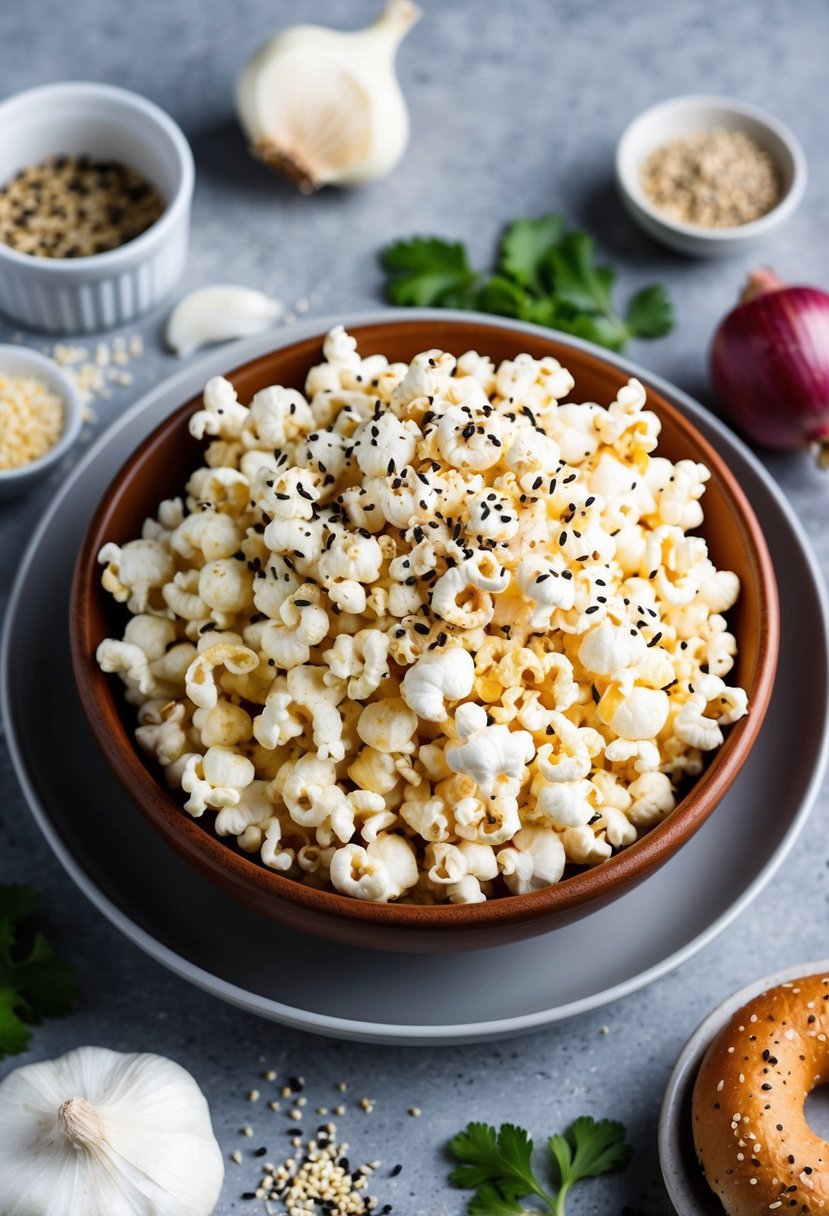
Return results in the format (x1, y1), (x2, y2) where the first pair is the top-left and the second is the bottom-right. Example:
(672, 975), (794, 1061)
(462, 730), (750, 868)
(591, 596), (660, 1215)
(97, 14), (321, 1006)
(710, 279), (829, 455)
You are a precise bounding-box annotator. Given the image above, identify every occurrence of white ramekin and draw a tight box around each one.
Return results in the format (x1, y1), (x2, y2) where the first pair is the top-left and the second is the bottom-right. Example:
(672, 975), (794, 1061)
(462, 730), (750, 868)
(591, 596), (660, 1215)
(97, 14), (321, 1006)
(0, 82), (195, 333)
(0, 344), (83, 498)
(615, 95), (807, 257)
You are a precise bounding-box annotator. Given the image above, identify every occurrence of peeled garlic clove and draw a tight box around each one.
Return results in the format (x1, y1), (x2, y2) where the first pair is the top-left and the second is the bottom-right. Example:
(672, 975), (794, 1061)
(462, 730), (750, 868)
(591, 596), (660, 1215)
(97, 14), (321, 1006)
(166, 285), (283, 357)
(237, 0), (422, 192)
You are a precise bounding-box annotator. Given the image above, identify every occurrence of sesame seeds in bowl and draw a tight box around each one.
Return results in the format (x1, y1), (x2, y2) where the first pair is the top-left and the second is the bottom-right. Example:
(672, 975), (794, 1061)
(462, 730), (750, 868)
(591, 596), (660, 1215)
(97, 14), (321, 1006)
(0, 345), (83, 498)
(616, 95), (807, 257)
(0, 82), (193, 332)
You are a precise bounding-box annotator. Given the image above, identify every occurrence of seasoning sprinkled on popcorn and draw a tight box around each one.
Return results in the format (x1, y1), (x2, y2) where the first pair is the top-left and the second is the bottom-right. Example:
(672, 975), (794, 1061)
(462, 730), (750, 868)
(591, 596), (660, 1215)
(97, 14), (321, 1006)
(96, 326), (748, 903)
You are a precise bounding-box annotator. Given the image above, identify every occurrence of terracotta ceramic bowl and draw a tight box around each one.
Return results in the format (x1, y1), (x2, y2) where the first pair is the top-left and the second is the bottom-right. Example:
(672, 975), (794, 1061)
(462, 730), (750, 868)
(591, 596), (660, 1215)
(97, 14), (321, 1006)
(71, 317), (779, 952)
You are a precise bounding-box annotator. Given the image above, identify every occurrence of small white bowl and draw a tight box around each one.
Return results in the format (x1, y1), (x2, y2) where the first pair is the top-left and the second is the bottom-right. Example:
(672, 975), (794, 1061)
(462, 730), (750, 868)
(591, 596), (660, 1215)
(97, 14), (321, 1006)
(0, 345), (83, 497)
(616, 95), (807, 257)
(659, 958), (829, 1215)
(0, 82), (195, 333)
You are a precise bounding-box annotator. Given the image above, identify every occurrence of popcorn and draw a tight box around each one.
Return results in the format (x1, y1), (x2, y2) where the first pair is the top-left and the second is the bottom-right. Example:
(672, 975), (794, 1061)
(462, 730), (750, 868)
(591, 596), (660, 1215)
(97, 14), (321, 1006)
(329, 835), (418, 902)
(445, 703), (535, 798)
(170, 510), (242, 562)
(401, 648), (475, 722)
(180, 746), (255, 816)
(184, 642), (259, 710)
(95, 638), (153, 697)
(96, 328), (749, 903)
(98, 539), (173, 614)
(135, 701), (189, 767)
(499, 827), (566, 895)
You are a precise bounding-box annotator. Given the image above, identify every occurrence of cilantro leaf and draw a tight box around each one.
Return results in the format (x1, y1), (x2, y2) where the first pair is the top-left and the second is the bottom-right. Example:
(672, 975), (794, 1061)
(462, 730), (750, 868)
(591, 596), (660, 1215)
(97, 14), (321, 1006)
(624, 283), (675, 339)
(497, 214), (565, 294)
(549, 1117), (632, 1215)
(0, 885), (79, 1059)
(547, 233), (616, 317)
(381, 237), (479, 307)
(448, 1116), (631, 1216)
(379, 217), (673, 352)
(468, 1184), (532, 1215)
(0, 989), (34, 1057)
(555, 312), (629, 354)
(476, 276), (534, 320)
(449, 1123), (554, 1212)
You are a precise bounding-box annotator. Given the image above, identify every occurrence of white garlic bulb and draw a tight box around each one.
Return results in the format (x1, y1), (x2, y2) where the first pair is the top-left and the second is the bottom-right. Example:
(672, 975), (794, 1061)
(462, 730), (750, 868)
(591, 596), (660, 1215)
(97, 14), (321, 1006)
(237, 0), (422, 192)
(166, 284), (283, 357)
(0, 1045), (224, 1216)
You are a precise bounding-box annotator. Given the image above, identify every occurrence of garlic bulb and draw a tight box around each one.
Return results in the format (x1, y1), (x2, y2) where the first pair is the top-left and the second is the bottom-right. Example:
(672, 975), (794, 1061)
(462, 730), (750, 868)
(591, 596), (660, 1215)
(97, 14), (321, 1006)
(237, 0), (421, 192)
(166, 284), (283, 357)
(0, 1046), (224, 1216)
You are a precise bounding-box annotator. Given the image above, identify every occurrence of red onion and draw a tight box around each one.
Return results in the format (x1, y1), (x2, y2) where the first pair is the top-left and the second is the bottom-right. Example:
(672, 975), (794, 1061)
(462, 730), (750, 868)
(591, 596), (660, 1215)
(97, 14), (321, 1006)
(710, 268), (829, 466)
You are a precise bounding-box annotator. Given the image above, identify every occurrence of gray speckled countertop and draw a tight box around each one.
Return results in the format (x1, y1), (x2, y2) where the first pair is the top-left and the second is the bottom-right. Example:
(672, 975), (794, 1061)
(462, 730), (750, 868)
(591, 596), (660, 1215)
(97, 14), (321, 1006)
(1, 1), (828, 1212)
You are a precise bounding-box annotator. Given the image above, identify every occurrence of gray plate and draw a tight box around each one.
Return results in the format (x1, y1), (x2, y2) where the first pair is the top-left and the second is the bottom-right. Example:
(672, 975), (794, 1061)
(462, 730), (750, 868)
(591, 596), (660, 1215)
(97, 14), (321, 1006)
(659, 958), (829, 1215)
(2, 310), (828, 1046)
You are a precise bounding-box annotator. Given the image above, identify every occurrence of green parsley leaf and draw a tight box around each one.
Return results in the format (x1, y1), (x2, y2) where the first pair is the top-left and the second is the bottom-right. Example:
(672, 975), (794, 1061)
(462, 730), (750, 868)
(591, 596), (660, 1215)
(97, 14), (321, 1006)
(449, 1123), (554, 1212)
(468, 1184), (532, 1216)
(549, 1117), (632, 1215)
(448, 1116), (631, 1215)
(497, 214), (565, 294)
(555, 312), (629, 354)
(624, 283), (675, 339)
(0, 885), (79, 1059)
(381, 237), (479, 308)
(379, 217), (674, 352)
(476, 276), (534, 320)
(547, 233), (616, 317)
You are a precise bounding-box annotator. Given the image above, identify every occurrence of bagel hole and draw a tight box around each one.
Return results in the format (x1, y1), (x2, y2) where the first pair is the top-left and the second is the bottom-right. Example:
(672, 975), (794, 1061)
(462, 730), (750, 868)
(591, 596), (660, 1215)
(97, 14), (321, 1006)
(804, 1084), (829, 1139)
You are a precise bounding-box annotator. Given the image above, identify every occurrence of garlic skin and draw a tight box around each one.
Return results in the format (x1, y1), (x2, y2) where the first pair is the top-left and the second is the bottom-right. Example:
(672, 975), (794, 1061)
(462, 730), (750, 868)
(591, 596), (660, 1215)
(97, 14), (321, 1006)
(237, 0), (421, 192)
(0, 1046), (224, 1216)
(167, 285), (282, 357)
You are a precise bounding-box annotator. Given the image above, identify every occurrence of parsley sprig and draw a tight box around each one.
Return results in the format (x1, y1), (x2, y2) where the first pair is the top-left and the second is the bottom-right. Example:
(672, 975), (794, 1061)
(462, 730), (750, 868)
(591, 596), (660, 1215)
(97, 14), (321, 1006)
(0, 886), (78, 1058)
(381, 214), (673, 352)
(448, 1116), (632, 1215)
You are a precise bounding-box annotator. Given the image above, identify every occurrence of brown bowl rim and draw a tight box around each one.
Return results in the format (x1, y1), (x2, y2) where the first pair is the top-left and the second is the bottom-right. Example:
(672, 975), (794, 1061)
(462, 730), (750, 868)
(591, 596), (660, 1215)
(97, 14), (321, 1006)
(70, 317), (780, 932)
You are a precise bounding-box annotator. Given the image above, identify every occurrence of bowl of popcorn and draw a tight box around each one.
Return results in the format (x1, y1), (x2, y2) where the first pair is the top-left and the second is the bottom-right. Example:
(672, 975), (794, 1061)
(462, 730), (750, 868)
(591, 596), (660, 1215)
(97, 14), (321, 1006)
(71, 316), (779, 951)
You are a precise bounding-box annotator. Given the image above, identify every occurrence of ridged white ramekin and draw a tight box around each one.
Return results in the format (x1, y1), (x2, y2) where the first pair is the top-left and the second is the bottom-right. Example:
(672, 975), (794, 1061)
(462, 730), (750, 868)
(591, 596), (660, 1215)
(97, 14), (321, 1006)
(0, 82), (194, 334)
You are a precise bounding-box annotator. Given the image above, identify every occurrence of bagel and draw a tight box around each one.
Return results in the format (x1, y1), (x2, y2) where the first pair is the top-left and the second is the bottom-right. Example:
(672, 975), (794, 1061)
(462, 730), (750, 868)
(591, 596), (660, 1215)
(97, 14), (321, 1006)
(692, 972), (829, 1214)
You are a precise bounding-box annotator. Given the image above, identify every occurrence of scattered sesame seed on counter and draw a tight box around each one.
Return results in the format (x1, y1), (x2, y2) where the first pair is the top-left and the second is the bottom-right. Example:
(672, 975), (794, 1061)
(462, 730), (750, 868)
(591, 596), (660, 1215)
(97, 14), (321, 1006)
(226, 1065), (413, 1216)
(0, 372), (63, 470)
(47, 332), (145, 416)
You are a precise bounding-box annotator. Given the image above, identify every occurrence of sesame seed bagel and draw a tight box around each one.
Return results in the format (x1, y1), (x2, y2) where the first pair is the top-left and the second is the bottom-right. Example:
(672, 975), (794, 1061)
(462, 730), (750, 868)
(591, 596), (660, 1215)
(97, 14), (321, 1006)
(693, 972), (829, 1215)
